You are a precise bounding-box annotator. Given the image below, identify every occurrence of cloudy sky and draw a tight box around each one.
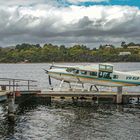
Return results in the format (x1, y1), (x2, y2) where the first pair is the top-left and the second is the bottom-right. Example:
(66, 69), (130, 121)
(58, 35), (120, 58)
(0, 0), (140, 48)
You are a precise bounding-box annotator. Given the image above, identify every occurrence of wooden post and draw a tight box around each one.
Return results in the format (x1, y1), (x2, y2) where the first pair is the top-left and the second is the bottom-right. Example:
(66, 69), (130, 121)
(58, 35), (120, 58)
(28, 80), (30, 91)
(117, 86), (123, 104)
(16, 83), (18, 91)
(7, 92), (15, 122)
(123, 96), (129, 104)
(138, 97), (140, 104)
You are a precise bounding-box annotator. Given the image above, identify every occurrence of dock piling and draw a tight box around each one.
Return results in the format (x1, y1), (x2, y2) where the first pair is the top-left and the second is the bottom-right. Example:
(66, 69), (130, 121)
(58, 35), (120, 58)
(117, 86), (123, 104)
(138, 97), (140, 104)
(7, 92), (15, 122)
(28, 80), (30, 91)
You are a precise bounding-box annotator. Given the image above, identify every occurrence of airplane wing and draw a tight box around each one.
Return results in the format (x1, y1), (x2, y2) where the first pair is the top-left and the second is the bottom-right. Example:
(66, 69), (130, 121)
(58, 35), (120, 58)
(50, 64), (80, 69)
(49, 64), (98, 71)
(77, 65), (98, 71)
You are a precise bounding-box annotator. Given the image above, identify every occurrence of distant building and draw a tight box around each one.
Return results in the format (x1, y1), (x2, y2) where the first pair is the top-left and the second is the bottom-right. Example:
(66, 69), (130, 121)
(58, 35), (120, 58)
(119, 52), (131, 56)
(24, 59), (29, 63)
(127, 46), (140, 49)
(105, 45), (112, 48)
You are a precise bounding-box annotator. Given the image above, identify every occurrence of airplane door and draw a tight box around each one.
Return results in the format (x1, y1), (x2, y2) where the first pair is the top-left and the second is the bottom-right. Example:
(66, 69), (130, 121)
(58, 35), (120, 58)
(98, 64), (113, 79)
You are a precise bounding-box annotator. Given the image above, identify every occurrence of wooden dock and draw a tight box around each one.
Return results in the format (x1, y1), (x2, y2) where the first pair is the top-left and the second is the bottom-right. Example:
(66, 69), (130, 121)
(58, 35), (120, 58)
(0, 88), (140, 104)
(19, 89), (140, 104)
(0, 77), (139, 104)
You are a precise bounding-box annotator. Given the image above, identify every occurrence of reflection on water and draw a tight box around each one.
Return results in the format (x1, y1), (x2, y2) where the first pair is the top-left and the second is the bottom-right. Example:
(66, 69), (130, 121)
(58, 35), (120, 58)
(0, 100), (140, 140)
(0, 103), (15, 140)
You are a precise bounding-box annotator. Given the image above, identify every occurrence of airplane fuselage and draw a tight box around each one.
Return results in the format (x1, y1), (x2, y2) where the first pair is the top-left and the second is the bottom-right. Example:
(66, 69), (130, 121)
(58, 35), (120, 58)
(48, 67), (140, 87)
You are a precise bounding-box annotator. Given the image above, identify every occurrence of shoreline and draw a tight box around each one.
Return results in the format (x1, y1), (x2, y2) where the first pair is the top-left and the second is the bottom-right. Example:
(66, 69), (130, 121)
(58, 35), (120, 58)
(0, 61), (139, 64)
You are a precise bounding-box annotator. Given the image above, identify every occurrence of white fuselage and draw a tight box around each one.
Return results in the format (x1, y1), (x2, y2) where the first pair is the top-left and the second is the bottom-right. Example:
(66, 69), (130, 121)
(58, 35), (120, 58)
(48, 68), (140, 87)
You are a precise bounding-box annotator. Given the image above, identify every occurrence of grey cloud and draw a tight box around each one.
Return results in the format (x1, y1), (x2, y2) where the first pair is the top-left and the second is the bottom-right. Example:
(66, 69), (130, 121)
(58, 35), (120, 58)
(0, 5), (140, 47)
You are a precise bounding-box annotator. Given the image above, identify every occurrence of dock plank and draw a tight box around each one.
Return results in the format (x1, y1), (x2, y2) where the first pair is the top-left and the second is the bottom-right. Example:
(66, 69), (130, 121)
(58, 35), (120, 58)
(39, 90), (140, 97)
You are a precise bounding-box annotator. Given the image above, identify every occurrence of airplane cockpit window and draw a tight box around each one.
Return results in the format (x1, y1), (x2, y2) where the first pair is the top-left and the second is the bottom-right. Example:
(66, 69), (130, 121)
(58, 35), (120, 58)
(106, 65), (113, 71)
(99, 64), (113, 72)
(100, 65), (106, 70)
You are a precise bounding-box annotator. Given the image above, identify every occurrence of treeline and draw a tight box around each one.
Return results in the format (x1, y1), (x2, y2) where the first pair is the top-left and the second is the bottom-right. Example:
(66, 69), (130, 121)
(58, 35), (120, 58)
(0, 43), (140, 63)
(121, 42), (140, 48)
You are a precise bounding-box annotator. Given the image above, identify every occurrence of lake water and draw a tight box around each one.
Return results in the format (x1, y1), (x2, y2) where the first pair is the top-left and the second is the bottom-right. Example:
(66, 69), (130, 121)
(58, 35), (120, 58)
(0, 63), (140, 140)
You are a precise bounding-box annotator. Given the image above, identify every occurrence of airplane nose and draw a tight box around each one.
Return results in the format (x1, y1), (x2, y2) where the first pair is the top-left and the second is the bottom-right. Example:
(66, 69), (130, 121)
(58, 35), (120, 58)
(43, 69), (52, 86)
(43, 69), (49, 74)
(47, 69), (53, 75)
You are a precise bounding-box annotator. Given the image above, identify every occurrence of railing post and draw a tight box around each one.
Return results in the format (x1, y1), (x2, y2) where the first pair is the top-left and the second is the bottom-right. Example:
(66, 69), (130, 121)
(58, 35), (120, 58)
(13, 80), (15, 92)
(9, 81), (11, 90)
(28, 80), (30, 91)
(16, 83), (18, 91)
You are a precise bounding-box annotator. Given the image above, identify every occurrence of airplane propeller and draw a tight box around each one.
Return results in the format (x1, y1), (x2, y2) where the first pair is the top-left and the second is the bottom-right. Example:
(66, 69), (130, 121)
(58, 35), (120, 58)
(48, 64), (54, 86)
(48, 75), (52, 85)
(43, 63), (54, 86)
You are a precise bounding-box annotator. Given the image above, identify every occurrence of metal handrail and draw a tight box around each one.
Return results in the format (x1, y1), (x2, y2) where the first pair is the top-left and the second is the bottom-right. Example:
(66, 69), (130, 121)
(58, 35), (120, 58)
(0, 78), (38, 91)
(0, 78), (37, 82)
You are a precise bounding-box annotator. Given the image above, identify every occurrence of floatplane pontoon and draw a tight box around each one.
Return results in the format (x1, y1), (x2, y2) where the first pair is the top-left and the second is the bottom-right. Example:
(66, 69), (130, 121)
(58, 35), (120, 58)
(44, 63), (140, 91)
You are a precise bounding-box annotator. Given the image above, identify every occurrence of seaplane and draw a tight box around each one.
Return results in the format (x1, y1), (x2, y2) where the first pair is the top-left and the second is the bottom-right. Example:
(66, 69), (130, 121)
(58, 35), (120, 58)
(44, 63), (140, 91)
